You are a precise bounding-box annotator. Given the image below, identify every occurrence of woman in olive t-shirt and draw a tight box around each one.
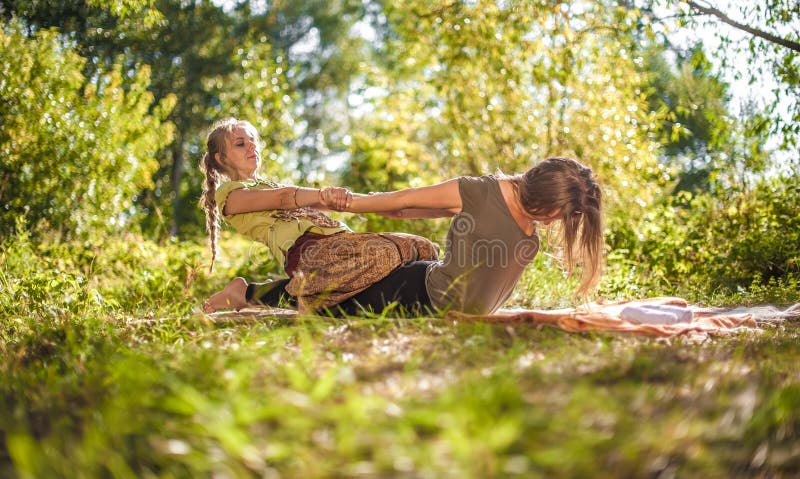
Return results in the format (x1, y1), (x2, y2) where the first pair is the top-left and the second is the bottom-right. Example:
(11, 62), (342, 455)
(342, 157), (604, 314)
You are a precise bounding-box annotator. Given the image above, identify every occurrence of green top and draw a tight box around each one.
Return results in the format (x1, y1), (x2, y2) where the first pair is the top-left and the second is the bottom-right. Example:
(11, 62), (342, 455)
(215, 179), (350, 267)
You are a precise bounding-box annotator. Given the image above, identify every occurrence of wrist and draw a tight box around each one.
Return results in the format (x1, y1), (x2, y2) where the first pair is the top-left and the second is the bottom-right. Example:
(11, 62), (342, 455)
(292, 187), (300, 208)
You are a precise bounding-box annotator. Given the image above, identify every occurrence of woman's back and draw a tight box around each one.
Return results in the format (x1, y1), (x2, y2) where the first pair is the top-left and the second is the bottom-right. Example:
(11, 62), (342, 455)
(426, 175), (540, 314)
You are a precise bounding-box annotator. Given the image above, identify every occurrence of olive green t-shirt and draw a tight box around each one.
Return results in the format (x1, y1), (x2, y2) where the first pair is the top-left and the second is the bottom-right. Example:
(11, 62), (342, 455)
(215, 179), (349, 267)
(425, 175), (540, 314)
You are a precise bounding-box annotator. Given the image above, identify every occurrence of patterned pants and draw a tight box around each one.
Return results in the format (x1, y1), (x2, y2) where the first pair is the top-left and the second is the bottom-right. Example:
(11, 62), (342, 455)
(283, 232), (439, 310)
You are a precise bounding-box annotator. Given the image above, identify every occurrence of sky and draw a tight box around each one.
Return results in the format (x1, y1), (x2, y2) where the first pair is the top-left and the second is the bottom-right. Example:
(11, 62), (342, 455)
(665, 0), (797, 162)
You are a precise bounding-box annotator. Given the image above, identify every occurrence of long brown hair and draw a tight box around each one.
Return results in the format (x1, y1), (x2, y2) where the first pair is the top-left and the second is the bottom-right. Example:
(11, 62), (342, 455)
(511, 157), (604, 299)
(198, 118), (261, 272)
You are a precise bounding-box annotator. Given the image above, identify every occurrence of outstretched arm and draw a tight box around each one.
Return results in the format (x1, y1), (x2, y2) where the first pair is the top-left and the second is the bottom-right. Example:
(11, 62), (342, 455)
(376, 208), (457, 219)
(346, 179), (462, 216)
(223, 186), (350, 215)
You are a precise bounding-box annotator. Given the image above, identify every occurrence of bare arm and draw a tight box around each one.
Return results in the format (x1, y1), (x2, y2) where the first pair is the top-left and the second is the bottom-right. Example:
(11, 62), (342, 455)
(376, 208), (457, 219)
(223, 186), (349, 215)
(346, 179), (462, 215)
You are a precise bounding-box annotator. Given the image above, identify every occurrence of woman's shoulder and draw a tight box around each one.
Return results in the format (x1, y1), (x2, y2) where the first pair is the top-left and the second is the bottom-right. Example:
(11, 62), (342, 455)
(214, 179), (248, 203)
(458, 174), (497, 182)
(457, 174), (499, 194)
(220, 177), (279, 189)
(457, 174), (498, 188)
(217, 178), (278, 195)
(454, 175), (500, 210)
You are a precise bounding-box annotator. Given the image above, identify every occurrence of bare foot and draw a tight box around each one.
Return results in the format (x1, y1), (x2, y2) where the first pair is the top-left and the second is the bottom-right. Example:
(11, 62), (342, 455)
(203, 277), (248, 313)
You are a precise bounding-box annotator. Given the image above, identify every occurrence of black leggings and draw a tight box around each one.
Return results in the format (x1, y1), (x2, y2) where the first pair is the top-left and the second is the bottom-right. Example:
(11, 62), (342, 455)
(245, 278), (296, 309)
(245, 260), (434, 317)
(335, 260), (434, 316)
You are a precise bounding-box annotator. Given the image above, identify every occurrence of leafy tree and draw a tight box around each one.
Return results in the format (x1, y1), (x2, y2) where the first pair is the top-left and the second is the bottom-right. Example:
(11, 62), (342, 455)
(3, 0), (369, 237)
(637, 44), (774, 194)
(641, 47), (726, 156)
(0, 20), (174, 238)
(634, 0), (800, 152)
(343, 0), (670, 238)
(3, 1), (225, 235)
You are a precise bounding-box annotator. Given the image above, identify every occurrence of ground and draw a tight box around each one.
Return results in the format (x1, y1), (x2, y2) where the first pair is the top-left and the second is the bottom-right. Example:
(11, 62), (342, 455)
(2, 305), (798, 478)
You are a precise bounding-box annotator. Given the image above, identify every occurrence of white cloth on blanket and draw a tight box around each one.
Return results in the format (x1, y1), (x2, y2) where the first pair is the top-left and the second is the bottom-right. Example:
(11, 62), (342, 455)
(620, 304), (694, 325)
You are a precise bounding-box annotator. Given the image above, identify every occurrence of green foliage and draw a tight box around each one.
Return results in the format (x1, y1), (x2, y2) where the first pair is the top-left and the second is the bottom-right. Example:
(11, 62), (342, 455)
(642, 46), (728, 159)
(1, 226), (191, 320)
(606, 173), (800, 299)
(0, 20), (174, 239)
(725, 0), (800, 150)
(344, 0), (671, 246)
(645, 0), (800, 152)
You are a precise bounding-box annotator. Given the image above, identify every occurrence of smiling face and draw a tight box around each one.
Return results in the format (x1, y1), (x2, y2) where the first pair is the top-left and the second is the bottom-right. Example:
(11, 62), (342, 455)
(217, 124), (261, 180)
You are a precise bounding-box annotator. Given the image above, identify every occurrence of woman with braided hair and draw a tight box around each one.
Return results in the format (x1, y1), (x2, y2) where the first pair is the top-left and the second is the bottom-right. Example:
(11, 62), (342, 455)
(199, 118), (438, 314)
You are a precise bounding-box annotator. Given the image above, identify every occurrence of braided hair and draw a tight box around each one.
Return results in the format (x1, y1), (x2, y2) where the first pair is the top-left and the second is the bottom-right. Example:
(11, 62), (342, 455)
(199, 118), (260, 272)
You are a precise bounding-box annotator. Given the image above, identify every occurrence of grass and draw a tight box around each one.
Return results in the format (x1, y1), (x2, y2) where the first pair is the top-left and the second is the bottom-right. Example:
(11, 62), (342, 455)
(1, 232), (799, 478)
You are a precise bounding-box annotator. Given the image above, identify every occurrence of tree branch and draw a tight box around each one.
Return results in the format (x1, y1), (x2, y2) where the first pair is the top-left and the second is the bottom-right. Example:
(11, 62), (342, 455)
(685, 0), (800, 53)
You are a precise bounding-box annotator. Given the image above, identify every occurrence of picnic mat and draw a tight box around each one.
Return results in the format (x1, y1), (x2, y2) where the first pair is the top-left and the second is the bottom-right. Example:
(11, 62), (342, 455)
(446, 297), (800, 338)
(204, 297), (800, 338)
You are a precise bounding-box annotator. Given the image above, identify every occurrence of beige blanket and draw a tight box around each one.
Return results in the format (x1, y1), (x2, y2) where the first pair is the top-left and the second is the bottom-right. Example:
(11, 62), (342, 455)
(445, 297), (800, 338)
(205, 297), (798, 339)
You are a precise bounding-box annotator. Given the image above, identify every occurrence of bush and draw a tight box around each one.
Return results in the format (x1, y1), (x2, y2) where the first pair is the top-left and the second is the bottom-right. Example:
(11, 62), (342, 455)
(0, 20), (174, 239)
(605, 174), (800, 300)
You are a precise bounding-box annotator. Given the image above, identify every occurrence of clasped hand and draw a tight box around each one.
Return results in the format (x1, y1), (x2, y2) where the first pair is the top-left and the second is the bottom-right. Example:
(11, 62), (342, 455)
(319, 186), (352, 211)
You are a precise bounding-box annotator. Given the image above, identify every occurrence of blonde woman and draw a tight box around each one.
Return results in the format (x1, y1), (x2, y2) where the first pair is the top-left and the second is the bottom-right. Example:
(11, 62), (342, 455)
(199, 118), (438, 314)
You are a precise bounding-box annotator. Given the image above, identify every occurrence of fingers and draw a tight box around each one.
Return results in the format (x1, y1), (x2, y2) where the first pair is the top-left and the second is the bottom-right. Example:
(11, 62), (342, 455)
(334, 188), (352, 210)
(319, 186), (352, 211)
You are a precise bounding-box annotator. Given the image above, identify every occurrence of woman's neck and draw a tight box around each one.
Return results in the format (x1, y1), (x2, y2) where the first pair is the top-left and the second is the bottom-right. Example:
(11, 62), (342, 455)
(229, 172), (256, 181)
(498, 180), (536, 236)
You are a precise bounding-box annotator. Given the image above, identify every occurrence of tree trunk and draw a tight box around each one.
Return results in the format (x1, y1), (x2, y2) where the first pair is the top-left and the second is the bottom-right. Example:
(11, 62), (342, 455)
(170, 132), (184, 238)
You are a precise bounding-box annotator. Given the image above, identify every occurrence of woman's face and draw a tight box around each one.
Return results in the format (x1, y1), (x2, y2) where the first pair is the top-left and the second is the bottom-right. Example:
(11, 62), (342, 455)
(221, 126), (260, 180)
(531, 209), (561, 226)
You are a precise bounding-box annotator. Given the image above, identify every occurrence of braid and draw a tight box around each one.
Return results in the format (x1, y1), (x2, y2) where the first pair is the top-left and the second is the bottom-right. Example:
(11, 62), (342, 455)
(199, 117), (264, 273)
(199, 117), (240, 273)
(200, 152), (222, 272)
